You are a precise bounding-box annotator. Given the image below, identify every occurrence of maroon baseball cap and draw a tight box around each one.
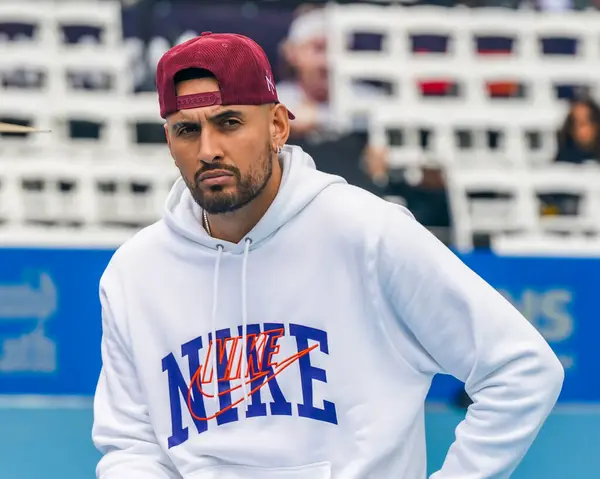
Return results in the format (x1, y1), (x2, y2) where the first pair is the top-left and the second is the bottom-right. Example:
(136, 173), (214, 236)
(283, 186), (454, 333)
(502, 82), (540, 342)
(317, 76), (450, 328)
(156, 31), (294, 120)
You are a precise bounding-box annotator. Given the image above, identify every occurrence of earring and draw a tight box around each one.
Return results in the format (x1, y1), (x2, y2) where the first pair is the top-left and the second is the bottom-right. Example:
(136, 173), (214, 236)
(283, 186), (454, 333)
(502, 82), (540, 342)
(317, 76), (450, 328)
(276, 145), (282, 155)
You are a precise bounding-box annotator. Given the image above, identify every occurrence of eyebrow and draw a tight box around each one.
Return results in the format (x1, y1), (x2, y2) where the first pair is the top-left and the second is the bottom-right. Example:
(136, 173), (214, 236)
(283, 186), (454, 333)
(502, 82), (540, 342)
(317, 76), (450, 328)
(209, 109), (244, 122)
(170, 109), (245, 132)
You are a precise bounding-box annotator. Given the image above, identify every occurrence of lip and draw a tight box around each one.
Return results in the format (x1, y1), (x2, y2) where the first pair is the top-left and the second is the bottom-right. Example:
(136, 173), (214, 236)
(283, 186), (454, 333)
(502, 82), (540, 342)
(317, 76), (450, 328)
(199, 170), (234, 182)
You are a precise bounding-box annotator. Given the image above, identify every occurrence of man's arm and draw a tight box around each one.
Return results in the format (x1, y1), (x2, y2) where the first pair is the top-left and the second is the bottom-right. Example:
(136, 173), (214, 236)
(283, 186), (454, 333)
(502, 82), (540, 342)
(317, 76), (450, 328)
(93, 266), (179, 479)
(376, 205), (564, 479)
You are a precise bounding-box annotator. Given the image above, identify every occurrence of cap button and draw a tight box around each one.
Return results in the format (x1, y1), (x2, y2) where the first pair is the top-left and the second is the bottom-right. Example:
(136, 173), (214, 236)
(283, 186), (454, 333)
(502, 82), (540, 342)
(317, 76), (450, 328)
(201, 31), (212, 36)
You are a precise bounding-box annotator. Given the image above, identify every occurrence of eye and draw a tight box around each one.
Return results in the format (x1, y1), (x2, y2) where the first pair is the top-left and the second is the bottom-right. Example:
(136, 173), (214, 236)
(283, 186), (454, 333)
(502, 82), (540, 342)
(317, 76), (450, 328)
(222, 118), (241, 129)
(176, 125), (198, 136)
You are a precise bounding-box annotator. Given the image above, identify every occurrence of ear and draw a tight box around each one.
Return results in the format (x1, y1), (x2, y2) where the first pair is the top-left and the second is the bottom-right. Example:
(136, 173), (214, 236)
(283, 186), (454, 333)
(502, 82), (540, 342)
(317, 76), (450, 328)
(271, 104), (291, 150)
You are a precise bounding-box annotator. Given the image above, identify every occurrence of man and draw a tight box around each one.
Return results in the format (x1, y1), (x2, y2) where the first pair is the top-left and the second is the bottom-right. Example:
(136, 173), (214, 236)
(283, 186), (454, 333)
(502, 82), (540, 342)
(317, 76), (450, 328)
(92, 32), (563, 478)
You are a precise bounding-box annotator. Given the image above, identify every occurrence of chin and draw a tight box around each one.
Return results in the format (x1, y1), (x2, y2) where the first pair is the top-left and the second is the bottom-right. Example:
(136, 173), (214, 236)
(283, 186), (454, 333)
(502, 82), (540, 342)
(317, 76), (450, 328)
(202, 191), (242, 213)
(207, 184), (239, 197)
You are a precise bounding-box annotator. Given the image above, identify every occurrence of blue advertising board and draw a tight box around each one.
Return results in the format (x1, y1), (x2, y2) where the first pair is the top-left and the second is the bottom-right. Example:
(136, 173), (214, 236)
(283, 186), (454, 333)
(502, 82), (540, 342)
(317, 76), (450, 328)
(0, 247), (597, 402)
(0, 248), (111, 395)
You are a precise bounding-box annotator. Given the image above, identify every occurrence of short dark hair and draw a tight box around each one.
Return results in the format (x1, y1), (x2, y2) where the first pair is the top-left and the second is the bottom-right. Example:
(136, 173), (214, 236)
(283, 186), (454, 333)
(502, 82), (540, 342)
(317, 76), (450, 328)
(173, 68), (215, 85)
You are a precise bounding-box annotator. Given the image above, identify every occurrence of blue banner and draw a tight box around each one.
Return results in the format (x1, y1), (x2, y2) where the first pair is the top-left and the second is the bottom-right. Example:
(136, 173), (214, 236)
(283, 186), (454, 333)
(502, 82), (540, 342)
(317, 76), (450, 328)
(0, 248), (597, 402)
(0, 248), (112, 395)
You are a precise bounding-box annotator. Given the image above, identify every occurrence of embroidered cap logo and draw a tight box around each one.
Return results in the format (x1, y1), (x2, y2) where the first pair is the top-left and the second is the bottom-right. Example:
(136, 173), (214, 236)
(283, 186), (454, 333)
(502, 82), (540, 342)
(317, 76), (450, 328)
(265, 71), (275, 93)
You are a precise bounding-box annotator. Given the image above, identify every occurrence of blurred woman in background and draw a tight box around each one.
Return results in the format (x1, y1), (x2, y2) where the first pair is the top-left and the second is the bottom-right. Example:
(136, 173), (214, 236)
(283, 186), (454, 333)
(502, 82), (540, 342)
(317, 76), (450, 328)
(539, 96), (600, 218)
(555, 96), (600, 164)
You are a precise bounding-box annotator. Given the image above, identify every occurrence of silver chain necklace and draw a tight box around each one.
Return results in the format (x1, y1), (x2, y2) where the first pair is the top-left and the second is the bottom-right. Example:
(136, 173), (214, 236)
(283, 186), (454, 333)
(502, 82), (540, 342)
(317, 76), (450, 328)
(203, 209), (212, 237)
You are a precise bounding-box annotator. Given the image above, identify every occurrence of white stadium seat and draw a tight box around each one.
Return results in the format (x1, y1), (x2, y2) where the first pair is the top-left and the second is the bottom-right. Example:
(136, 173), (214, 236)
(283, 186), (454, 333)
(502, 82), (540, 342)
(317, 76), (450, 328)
(529, 165), (600, 236)
(446, 167), (538, 250)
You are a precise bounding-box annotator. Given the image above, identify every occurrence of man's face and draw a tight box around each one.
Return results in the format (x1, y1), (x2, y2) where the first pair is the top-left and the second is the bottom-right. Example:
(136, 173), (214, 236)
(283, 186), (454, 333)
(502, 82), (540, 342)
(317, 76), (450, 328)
(164, 77), (275, 214)
(289, 36), (328, 101)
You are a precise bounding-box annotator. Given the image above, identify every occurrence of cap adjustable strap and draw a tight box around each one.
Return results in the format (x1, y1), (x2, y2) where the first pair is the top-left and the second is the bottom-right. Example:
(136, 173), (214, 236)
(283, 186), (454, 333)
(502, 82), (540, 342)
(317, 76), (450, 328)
(176, 91), (222, 110)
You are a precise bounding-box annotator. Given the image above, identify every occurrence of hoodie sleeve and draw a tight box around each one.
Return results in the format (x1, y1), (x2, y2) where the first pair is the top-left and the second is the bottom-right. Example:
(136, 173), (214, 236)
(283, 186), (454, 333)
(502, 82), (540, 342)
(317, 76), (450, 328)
(376, 205), (564, 479)
(92, 266), (180, 479)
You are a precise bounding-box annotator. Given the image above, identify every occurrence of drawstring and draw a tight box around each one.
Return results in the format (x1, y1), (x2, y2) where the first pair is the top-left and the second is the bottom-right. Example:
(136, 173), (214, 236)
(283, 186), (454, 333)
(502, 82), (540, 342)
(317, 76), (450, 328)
(211, 244), (224, 404)
(209, 240), (252, 412)
(240, 238), (252, 411)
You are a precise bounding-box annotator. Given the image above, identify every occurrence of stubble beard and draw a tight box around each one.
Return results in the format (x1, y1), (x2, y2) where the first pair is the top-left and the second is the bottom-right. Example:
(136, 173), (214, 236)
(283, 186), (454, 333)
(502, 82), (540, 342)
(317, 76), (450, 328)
(186, 142), (274, 214)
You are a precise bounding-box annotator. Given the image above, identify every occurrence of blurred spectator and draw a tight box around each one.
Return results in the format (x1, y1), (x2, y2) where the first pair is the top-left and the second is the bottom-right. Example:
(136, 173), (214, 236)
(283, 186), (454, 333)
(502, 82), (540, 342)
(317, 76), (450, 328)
(276, 5), (388, 192)
(539, 96), (600, 218)
(276, 5), (450, 235)
(277, 6), (382, 137)
(276, 6), (329, 138)
(555, 96), (600, 165)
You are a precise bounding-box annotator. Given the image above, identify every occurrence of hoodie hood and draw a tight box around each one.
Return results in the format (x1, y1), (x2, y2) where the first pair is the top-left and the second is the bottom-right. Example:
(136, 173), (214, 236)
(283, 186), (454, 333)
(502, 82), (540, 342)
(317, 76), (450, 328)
(163, 144), (346, 254)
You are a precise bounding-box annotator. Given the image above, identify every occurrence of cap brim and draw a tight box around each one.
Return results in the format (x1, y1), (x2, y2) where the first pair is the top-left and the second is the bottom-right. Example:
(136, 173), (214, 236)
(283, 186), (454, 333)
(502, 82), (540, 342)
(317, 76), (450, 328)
(0, 122), (51, 133)
(287, 110), (296, 120)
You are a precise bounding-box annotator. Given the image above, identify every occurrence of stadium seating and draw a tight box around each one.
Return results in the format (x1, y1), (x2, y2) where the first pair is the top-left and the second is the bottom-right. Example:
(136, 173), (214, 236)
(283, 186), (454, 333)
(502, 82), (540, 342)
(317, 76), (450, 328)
(2, 1), (600, 254)
(326, 3), (600, 251)
(0, 1), (175, 234)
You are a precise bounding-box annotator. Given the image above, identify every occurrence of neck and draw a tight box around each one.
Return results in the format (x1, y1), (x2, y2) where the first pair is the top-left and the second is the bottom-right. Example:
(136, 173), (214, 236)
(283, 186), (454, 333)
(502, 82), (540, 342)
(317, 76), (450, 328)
(206, 160), (283, 244)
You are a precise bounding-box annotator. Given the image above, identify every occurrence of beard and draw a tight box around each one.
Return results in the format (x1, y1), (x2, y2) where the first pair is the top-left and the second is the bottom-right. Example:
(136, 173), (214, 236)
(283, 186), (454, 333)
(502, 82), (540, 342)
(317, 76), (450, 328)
(184, 141), (274, 214)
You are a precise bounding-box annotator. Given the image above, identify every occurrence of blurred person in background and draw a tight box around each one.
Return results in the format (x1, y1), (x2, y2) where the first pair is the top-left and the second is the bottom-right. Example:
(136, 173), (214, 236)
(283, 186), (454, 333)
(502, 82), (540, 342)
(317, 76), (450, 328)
(555, 96), (600, 165)
(277, 6), (381, 137)
(540, 96), (600, 217)
(276, 6), (330, 138)
(276, 5), (389, 190)
(277, 5), (450, 237)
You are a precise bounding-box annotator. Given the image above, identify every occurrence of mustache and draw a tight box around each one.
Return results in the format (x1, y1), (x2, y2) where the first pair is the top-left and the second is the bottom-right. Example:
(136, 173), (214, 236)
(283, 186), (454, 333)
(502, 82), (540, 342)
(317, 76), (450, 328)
(194, 163), (241, 184)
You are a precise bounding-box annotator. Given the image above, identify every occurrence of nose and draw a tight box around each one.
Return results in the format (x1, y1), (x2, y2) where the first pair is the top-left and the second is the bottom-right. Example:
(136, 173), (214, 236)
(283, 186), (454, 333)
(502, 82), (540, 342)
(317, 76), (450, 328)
(197, 128), (224, 164)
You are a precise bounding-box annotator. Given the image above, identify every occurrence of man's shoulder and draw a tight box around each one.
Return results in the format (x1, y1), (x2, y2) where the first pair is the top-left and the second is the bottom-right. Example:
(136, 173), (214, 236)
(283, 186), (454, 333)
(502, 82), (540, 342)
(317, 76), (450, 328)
(312, 183), (390, 228)
(312, 182), (416, 232)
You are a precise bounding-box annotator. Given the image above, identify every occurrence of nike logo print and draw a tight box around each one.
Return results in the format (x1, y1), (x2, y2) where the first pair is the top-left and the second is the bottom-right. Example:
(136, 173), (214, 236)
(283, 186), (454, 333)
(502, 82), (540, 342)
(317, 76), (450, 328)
(186, 329), (318, 421)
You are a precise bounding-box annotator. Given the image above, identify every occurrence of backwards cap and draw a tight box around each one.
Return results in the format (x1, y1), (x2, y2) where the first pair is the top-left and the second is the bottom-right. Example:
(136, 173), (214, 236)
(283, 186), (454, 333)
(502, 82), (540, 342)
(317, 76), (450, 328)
(156, 31), (294, 120)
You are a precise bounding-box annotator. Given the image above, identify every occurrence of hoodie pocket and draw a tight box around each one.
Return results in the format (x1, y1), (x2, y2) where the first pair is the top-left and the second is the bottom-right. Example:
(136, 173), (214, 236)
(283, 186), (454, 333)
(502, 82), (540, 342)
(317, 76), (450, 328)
(187, 461), (331, 479)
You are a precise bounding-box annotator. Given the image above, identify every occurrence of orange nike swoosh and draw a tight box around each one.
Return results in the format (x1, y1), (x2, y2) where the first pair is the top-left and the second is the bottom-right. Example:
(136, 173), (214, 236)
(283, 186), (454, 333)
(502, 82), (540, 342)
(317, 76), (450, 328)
(187, 343), (318, 421)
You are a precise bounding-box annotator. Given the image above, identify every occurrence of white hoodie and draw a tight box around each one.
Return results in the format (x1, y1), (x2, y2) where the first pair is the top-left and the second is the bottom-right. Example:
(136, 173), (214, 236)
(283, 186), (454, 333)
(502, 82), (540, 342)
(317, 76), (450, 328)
(92, 145), (563, 479)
